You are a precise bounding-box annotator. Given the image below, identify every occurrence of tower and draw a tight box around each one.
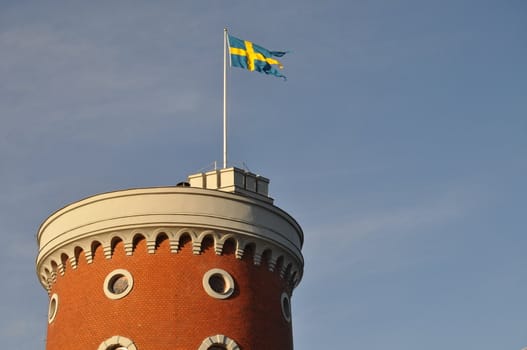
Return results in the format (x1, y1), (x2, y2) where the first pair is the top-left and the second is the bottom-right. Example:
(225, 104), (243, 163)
(36, 167), (304, 350)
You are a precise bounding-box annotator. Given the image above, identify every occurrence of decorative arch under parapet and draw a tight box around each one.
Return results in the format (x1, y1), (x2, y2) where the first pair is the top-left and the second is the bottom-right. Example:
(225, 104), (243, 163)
(88, 240), (102, 263)
(72, 246), (83, 269)
(173, 228), (198, 251)
(154, 232), (169, 250)
(109, 235), (125, 258)
(220, 236), (238, 255)
(198, 334), (240, 350)
(38, 226), (303, 292)
(193, 229), (217, 255)
(131, 233), (146, 254)
(59, 253), (68, 275)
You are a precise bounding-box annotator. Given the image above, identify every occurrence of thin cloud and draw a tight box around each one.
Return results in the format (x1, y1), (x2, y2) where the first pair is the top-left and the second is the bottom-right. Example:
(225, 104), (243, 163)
(310, 184), (483, 246)
(0, 25), (213, 157)
(0, 316), (44, 345)
(348, 194), (465, 238)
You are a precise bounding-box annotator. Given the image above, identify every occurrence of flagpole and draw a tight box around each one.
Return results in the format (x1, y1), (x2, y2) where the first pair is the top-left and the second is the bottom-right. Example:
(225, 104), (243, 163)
(223, 28), (228, 169)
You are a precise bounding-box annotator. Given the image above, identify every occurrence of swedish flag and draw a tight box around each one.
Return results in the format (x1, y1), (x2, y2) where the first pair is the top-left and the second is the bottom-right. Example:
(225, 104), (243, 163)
(228, 34), (287, 80)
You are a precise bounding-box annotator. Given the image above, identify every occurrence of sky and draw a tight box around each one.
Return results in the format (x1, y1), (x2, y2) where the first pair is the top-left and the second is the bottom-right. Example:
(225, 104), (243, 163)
(0, 0), (526, 349)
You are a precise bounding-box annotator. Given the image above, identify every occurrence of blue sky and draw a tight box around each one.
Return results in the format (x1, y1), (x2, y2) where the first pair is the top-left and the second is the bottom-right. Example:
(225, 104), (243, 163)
(1, 0), (526, 349)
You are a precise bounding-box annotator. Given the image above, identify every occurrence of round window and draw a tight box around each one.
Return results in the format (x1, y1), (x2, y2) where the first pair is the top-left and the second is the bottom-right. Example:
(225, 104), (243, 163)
(48, 293), (59, 323)
(110, 275), (129, 294)
(280, 292), (291, 322)
(202, 268), (235, 299)
(97, 335), (137, 350)
(103, 269), (134, 300)
(198, 334), (239, 350)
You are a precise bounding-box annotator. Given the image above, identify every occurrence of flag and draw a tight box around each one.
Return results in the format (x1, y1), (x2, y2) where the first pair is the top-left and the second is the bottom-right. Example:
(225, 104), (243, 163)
(228, 34), (287, 80)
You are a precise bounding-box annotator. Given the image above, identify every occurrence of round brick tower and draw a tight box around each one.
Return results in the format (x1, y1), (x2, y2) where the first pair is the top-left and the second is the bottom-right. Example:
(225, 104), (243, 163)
(36, 168), (304, 350)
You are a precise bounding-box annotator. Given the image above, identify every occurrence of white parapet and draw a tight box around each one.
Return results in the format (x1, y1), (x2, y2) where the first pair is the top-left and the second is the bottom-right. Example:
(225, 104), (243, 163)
(36, 177), (304, 288)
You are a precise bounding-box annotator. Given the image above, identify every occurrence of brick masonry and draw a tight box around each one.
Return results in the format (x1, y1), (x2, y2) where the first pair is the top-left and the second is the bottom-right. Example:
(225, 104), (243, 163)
(46, 237), (294, 350)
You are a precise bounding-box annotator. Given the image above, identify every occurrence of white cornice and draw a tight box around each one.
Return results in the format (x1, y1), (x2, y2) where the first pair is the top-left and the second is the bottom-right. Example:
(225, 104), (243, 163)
(37, 186), (304, 291)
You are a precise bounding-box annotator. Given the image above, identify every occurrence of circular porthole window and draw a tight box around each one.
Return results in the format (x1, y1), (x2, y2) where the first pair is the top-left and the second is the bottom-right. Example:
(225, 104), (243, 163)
(280, 292), (291, 322)
(97, 335), (137, 350)
(48, 293), (59, 323)
(202, 268), (235, 299)
(103, 269), (134, 300)
(198, 334), (240, 350)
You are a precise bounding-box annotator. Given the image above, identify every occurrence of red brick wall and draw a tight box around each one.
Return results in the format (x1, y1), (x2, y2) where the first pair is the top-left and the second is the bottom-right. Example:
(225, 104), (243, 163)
(46, 237), (294, 350)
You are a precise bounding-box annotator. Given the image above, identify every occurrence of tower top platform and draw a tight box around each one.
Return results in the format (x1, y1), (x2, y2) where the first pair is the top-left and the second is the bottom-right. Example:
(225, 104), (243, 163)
(36, 168), (304, 290)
